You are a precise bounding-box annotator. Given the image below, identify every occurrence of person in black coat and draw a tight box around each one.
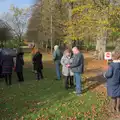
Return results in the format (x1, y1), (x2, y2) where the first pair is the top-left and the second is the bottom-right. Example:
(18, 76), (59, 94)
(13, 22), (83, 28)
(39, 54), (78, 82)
(15, 52), (24, 82)
(1, 55), (14, 85)
(33, 49), (43, 80)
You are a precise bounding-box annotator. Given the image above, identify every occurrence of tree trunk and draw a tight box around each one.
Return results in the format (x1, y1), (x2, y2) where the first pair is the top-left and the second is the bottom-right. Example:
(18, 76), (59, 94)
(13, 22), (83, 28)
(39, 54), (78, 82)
(41, 41), (44, 48)
(46, 44), (48, 52)
(67, 2), (73, 49)
(114, 38), (120, 52)
(95, 29), (107, 60)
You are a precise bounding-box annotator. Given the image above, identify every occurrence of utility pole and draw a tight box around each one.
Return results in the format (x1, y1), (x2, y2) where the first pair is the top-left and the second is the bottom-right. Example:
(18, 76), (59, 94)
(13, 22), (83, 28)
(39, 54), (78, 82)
(50, 0), (53, 53)
(50, 14), (53, 53)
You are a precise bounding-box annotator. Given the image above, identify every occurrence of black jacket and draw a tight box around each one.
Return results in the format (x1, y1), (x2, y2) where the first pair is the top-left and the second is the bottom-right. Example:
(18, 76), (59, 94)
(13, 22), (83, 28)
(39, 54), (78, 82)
(1, 55), (14, 74)
(16, 52), (24, 72)
(33, 52), (43, 71)
(70, 53), (84, 73)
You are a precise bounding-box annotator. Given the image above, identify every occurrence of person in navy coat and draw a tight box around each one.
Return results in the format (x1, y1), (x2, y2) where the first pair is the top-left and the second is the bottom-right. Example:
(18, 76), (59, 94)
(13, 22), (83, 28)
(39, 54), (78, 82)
(104, 52), (120, 112)
(1, 55), (14, 85)
(15, 52), (24, 82)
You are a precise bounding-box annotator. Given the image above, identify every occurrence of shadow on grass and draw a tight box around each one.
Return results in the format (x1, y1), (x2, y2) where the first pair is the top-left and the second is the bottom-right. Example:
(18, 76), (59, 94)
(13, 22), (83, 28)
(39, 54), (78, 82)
(83, 75), (106, 93)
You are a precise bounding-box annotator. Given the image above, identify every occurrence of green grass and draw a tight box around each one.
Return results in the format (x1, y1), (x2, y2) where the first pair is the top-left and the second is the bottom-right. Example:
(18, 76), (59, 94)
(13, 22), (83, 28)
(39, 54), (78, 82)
(24, 53), (52, 62)
(0, 66), (107, 120)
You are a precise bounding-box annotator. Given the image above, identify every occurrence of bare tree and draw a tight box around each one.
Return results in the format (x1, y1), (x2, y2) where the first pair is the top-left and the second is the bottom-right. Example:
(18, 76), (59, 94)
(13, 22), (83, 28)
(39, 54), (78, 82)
(2, 5), (31, 46)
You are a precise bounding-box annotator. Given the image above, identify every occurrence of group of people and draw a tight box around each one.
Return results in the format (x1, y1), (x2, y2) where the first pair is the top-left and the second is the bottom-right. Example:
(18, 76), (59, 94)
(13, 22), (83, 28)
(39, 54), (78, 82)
(53, 45), (120, 112)
(0, 51), (24, 85)
(53, 45), (84, 96)
(1, 45), (120, 112)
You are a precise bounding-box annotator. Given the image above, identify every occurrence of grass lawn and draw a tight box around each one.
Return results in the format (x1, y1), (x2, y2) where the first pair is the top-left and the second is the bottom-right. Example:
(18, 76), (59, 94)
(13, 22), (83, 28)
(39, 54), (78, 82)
(0, 66), (107, 120)
(24, 53), (52, 62)
(0, 53), (109, 120)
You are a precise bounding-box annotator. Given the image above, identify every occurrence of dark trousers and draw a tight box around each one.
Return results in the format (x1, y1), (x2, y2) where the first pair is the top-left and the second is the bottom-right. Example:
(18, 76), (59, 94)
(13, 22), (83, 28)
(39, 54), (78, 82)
(17, 72), (24, 82)
(5, 74), (12, 85)
(64, 76), (74, 89)
(36, 70), (43, 80)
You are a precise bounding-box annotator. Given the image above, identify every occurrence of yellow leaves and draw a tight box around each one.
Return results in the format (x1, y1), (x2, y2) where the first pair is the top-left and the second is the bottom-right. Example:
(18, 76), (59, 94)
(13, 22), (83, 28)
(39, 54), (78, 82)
(97, 20), (109, 25)
(62, 0), (77, 3)
(72, 4), (93, 14)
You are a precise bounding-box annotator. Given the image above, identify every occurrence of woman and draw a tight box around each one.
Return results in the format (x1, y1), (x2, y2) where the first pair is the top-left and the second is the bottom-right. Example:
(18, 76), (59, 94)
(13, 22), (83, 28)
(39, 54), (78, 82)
(104, 52), (120, 112)
(15, 52), (24, 82)
(1, 55), (14, 85)
(61, 49), (74, 89)
(33, 49), (43, 80)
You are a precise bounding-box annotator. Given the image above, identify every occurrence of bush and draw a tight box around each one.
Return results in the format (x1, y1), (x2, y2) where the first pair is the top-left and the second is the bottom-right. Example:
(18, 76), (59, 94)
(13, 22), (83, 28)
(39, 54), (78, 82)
(83, 44), (95, 51)
(5, 39), (24, 48)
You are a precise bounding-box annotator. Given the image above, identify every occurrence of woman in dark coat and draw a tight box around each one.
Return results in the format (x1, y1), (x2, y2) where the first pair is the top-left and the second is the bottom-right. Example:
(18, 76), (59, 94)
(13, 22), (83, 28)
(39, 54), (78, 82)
(15, 52), (24, 82)
(33, 49), (43, 80)
(1, 55), (14, 85)
(104, 52), (120, 112)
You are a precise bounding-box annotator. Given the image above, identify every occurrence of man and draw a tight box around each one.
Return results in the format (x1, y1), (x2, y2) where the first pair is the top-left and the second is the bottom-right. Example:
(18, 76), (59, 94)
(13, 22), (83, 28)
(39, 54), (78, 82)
(53, 45), (62, 80)
(67, 47), (84, 96)
(33, 48), (43, 80)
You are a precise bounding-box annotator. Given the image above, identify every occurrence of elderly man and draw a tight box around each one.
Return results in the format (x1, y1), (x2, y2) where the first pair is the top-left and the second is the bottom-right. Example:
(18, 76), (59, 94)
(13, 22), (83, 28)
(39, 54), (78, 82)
(53, 45), (62, 80)
(67, 47), (84, 95)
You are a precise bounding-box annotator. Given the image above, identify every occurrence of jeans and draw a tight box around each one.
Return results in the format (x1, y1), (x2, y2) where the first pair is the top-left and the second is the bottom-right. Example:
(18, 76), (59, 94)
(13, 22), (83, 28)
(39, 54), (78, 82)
(74, 72), (82, 94)
(55, 62), (61, 80)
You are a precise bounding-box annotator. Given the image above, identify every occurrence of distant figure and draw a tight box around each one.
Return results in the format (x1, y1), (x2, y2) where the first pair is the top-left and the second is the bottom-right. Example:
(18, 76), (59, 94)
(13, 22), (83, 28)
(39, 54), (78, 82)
(33, 49), (43, 80)
(15, 52), (24, 82)
(104, 52), (120, 112)
(53, 45), (62, 80)
(61, 49), (74, 89)
(1, 55), (14, 85)
(0, 51), (3, 78)
(66, 47), (84, 96)
(31, 44), (36, 73)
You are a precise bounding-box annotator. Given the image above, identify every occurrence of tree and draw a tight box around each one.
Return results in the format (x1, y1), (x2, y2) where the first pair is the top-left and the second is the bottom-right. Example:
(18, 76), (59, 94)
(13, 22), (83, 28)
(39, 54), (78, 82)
(63, 0), (120, 59)
(28, 0), (120, 57)
(3, 5), (31, 47)
(27, 0), (67, 52)
(0, 19), (13, 47)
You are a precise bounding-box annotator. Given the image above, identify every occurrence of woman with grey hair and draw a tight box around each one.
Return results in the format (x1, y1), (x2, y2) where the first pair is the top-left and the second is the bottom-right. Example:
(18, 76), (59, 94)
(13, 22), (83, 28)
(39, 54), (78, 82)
(61, 49), (74, 89)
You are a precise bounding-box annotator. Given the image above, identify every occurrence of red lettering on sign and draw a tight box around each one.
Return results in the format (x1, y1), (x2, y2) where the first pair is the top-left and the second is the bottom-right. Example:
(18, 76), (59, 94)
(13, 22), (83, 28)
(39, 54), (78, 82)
(106, 53), (110, 57)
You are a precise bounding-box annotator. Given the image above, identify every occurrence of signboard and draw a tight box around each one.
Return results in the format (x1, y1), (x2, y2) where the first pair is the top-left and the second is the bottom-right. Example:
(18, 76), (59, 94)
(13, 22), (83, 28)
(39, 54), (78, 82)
(104, 52), (112, 60)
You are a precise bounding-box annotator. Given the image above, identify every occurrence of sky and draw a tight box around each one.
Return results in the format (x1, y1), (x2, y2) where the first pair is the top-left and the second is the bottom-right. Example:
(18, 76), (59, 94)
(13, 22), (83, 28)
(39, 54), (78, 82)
(0, 0), (33, 13)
